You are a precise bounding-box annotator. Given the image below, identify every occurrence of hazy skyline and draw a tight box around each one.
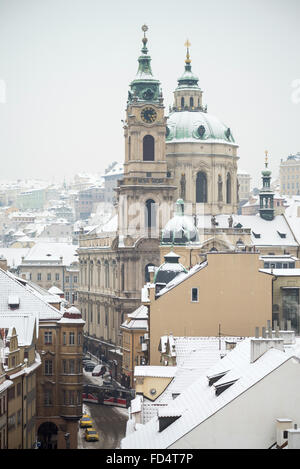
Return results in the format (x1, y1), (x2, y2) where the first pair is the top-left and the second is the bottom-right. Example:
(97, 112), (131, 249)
(0, 0), (299, 187)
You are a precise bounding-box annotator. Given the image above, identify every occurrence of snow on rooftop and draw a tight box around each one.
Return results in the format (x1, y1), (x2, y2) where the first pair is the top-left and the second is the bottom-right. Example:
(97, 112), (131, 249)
(134, 366), (177, 378)
(22, 242), (78, 265)
(122, 338), (300, 449)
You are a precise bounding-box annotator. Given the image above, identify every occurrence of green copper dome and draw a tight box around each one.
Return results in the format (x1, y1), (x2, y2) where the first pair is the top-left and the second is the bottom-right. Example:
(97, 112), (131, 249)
(166, 110), (236, 144)
(128, 25), (161, 103)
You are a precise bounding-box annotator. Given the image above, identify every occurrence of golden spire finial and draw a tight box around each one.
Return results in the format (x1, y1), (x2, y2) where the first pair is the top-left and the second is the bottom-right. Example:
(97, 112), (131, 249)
(265, 150), (269, 167)
(184, 39), (191, 64)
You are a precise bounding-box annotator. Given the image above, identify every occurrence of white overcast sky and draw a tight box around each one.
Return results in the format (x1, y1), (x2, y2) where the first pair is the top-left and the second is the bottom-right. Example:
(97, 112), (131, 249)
(0, 0), (299, 187)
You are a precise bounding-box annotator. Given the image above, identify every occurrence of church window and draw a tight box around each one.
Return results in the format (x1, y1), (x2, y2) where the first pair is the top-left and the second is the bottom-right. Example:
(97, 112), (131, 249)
(226, 173), (232, 204)
(190, 97), (194, 107)
(121, 264), (125, 291)
(105, 261), (109, 288)
(143, 135), (155, 161)
(128, 136), (131, 161)
(145, 199), (156, 229)
(196, 172), (207, 203)
(181, 97), (185, 107)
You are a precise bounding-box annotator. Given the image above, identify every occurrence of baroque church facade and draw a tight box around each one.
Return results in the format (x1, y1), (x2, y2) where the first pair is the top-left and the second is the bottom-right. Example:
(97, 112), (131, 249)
(77, 26), (246, 367)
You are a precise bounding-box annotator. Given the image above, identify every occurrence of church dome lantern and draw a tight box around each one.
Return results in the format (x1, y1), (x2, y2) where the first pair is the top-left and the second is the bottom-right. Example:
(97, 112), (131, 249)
(161, 199), (199, 245)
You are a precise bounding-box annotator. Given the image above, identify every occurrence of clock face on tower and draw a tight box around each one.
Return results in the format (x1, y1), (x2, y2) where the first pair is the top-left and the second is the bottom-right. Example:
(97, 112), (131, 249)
(141, 107), (157, 123)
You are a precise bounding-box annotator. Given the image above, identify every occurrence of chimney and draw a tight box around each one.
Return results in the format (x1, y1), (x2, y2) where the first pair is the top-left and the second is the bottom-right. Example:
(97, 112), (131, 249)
(0, 256), (7, 272)
(276, 418), (293, 448)
(250, 337), (284, 363)
(147, 265), (156, 284)
(288, 424), (300, 449)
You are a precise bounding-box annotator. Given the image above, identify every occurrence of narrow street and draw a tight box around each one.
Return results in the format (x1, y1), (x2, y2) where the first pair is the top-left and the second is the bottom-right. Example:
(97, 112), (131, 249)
(77, 369), (129, 449)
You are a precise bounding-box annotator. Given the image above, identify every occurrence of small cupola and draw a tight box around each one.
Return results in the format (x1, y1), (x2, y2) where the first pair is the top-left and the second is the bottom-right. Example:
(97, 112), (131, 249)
(161, 199), (199, 245)
(154, 250), (187, 294)
(259, 150), (275, 221)
(172, 40), (206, 113)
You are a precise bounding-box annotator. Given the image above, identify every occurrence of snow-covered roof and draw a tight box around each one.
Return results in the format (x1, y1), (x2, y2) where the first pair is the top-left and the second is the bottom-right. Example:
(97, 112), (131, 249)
(104, 163), (124, 178)
(197, 214), (298, 247)
(156, 262), (207, 297)
(260, 268), (300, 276)
(0, 248), (30, 268)
(48, 285), (64, 295)
(134, 366), (177, 378)
(0, 268), (62, 322)
(121, 305), (148, 331)
(121, 337), (300, 449)
(21, 242), (78, 265)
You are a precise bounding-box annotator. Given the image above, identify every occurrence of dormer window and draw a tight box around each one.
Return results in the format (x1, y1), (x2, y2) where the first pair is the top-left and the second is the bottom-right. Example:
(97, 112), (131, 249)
(214, 379), (238, 396)
(252, 231), (261, 238)
(8, 296), (20, 309)
(207, 371), (229, 387)
(277, 231), (287, 238)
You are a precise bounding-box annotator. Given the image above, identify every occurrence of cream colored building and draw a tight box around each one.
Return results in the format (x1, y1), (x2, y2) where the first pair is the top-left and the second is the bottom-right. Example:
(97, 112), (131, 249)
(142, 252), (274, 365)
(280, 153), (300, 196)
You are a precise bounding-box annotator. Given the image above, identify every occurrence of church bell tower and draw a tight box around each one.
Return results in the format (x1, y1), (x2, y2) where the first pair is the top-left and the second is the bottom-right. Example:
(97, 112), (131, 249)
(117, 25), (176, 241)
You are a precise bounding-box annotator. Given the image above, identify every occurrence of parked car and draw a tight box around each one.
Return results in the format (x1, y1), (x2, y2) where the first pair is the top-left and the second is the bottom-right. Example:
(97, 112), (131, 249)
(80, 415), (93, 428)
(85, 428), (99, 442)
(92, 365), (107, 377)
(84, 363), (96, 372)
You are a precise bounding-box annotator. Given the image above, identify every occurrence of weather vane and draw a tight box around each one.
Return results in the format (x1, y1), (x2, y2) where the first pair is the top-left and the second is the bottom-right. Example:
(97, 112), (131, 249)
(265, 150), (269, 167)
(141, 24), (149, 52)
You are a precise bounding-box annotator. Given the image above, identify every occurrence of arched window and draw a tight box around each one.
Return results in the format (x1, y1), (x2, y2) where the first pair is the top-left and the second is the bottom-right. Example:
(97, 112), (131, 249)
(181, 97), (185, 108)
(196, 172), (207, 203)
(145, 199), (156, 229)
(190, 97), (194, 107)
(226, 173), (231, 204)
(145, 263), (155, 283)
(121, 264), (125, 291)
(104, 261), (109, 288)
(143, 135), (155, 161)
(128, 136), (131, 161)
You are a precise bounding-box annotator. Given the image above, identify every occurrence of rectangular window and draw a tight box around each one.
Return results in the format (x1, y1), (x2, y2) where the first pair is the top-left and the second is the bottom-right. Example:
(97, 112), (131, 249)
(17, 383), (21, 396)
(65, 292), (70, 301)
(191, 288), (199, 302)
(44, 331), (52, 345)
(37, 273), (42, 281)
(69, 332), (75, 345)
(73, 276), (78, 283)
(55, 273), (60, 281)
(65, 276), (69, 283)
(62, 360), (67, 374)
(44, 390), (53, 406)
(44, 360), (53, 376)
(47, 273), (51, 281)
(17, 409), (21, 426)
(8, 387), (15, 401)
(69, 391), (75, 405)
(78, 333), (81, 345)
(69, 360), (75, 374)
(63, 332), (66, 345)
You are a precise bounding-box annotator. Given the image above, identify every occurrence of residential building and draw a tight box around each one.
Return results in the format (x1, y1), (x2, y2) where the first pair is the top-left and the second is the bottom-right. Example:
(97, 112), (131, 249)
(280, 153), (300, 196)
(122, 330), (300, 449)
(0, 267), (84, 449)
(143, 251), (274, 366)
(18, 242), (79, 305)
